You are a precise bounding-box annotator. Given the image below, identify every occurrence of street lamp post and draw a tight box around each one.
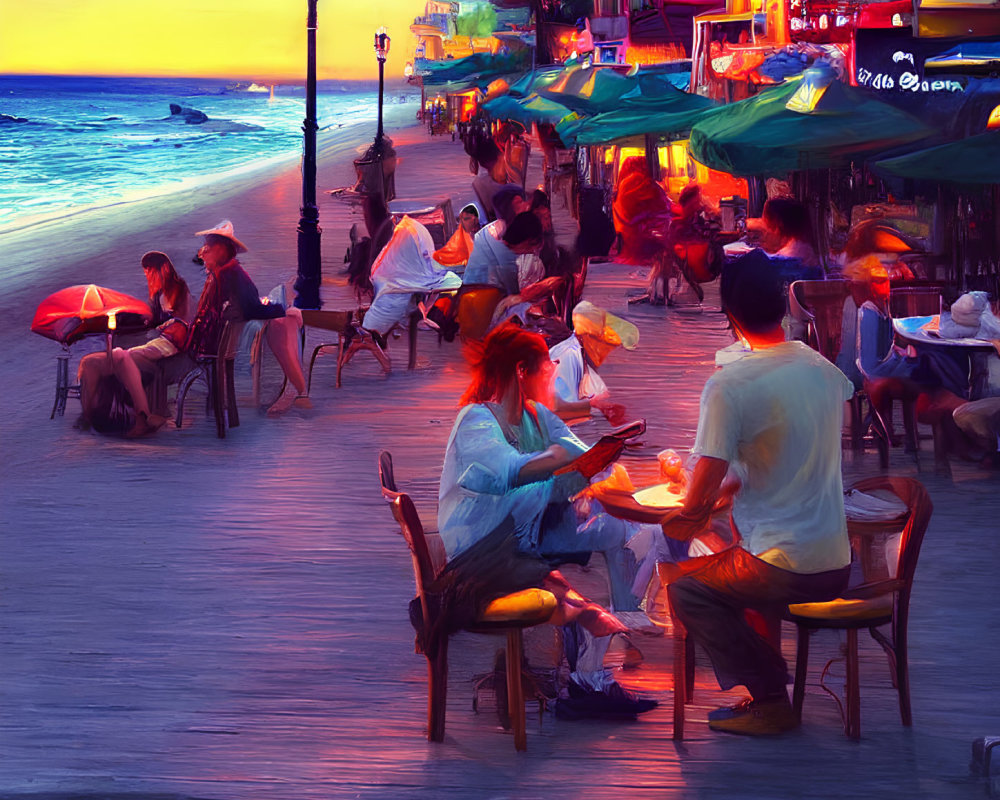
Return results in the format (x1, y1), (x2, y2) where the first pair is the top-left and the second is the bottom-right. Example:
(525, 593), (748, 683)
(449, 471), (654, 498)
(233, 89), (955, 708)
(294, 0), (322, 309)
(374, 28), (391, 154)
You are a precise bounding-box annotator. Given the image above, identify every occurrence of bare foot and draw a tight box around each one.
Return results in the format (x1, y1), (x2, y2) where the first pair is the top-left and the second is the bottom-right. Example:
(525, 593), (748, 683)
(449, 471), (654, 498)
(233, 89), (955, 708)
(266, 392), (296, 416)
(125, 411), (164, 439)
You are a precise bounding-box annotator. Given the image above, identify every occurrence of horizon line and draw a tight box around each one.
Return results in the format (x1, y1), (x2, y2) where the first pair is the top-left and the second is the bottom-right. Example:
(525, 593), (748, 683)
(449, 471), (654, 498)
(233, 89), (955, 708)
(0, 71), (412, 84)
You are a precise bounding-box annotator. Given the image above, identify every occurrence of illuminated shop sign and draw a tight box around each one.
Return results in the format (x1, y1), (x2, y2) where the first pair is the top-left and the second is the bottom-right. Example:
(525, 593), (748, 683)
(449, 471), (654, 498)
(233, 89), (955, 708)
(854, 29), (968, 94)
(856, 62), (964, 92)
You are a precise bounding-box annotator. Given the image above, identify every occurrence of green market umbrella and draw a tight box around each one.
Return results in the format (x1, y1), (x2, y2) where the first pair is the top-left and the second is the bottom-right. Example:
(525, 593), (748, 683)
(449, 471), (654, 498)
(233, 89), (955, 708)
(688, 70), (934, 177)
(563, 86), (718, 146)
(482, 92), (575, 127)
(418, 51), (529, 87)
(538, 65), (687, 116)
(505, 65), (564, 98)
(872, 129), (1000, 184)
(536, 65), (637, 116)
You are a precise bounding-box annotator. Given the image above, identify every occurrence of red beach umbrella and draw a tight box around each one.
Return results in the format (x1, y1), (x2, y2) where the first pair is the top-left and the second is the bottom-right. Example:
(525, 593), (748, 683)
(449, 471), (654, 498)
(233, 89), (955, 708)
(31, 284), (152, 345)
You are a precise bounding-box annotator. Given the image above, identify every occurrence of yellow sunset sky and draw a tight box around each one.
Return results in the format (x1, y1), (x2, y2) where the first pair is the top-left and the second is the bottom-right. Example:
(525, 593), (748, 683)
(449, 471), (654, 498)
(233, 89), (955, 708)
(0, 0), (428, 81)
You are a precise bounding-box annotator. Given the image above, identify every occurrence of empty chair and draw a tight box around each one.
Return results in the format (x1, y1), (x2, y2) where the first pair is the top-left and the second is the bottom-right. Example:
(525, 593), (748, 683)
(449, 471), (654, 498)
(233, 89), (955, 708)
(787, 476), (932, 739)
(789, 280), (890, 466)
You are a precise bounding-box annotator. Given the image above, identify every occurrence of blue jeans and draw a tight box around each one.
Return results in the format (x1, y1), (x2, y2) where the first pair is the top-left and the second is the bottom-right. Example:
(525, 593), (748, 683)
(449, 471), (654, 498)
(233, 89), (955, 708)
(539, 501), (639, 612)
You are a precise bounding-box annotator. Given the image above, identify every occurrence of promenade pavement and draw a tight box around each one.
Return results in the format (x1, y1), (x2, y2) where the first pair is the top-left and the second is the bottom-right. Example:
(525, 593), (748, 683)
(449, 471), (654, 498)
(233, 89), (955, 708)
(2, 126), (998, 799)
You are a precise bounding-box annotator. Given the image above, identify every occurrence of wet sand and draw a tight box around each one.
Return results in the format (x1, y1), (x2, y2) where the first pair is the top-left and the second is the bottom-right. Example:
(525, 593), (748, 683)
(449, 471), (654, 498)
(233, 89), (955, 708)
(1, 117), (999, 799)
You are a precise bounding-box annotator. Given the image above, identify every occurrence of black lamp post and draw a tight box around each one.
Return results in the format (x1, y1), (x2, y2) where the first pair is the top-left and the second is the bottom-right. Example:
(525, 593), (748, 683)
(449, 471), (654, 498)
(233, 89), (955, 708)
(374, 28), (391, 154)
(294, 0), (322, 309)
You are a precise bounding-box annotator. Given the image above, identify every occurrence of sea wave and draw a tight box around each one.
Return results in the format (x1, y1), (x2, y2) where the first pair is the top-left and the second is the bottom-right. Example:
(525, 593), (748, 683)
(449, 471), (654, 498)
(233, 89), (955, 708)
(0, 75), (413, 236)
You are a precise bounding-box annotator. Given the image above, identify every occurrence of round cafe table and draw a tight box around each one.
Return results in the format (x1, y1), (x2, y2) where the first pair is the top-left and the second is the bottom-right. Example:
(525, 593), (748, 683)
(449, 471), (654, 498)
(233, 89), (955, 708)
(588, 483), (686, 525)
(893, 314), (998, 399)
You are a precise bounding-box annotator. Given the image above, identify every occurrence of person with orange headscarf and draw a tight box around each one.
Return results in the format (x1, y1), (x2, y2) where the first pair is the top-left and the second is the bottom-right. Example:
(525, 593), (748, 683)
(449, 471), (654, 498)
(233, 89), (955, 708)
(432, 204), (479, 270)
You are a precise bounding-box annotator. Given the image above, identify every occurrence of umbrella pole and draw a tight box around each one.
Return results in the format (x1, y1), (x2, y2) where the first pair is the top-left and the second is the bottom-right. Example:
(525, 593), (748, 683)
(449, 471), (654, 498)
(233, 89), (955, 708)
(106, 312), (117, 366)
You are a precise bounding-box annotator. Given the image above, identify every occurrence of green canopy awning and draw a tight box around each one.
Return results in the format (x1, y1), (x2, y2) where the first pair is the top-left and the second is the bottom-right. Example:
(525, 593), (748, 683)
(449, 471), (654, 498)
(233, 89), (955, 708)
(872, 129), (1000, 184)
(688, 72), (934, 177)
(418, 51), (529, 87)
(505, 65), (565, 98)
(536, 65), (641, 116)
(482, 92), (575, 127)
(561, 85), (718, 146)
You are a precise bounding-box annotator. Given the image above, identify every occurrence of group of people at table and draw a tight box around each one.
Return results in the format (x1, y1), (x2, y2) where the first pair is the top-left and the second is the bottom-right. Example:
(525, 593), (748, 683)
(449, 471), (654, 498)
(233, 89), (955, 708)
(74, 133), (998, 734)
(76, 220), (310, 438)
(433, 251), (853, 732)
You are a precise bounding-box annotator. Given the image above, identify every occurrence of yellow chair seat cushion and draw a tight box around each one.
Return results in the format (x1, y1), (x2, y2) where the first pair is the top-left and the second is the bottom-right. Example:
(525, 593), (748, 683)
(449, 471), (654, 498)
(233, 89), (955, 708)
(788, 595), (893, 622)
(480, 588), (557, 624)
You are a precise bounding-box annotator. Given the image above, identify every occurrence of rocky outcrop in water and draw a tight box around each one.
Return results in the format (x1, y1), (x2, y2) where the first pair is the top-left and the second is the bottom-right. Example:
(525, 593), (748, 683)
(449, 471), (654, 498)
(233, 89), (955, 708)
(167, 104), (208, 124)
(0, 113), (29, 124)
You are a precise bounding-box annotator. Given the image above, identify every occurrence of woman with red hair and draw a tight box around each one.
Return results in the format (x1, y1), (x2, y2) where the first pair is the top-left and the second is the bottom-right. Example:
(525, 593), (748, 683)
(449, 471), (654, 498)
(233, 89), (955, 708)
(436, 324), (657, 719)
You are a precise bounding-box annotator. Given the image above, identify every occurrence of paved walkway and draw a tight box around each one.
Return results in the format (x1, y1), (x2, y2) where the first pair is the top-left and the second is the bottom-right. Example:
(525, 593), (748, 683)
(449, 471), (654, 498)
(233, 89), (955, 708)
(2, 129), (998, 799)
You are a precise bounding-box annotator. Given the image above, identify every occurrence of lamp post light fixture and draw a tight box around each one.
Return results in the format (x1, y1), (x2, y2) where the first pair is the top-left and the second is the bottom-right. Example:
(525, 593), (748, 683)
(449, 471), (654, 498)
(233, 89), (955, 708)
(294, 0), (322, 309)
(374, 27), (391, 153)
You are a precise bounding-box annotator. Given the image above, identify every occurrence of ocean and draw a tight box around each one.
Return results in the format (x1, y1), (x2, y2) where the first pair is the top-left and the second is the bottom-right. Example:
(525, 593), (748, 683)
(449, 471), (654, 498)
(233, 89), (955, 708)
(0, 75), (409, 234)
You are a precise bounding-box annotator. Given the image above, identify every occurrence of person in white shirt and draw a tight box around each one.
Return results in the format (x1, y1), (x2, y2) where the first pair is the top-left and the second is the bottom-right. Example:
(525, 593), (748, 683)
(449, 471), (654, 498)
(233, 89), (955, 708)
(361, 216), (462, 345)
(550, 301), (638, 426)
(662, 253), (853, 736)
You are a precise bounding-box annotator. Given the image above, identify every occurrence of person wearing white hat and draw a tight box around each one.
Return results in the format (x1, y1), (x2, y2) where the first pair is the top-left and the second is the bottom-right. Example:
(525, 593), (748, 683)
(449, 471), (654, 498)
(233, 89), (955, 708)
(549, 301), (638, 426)
(190, 220), (309, 415)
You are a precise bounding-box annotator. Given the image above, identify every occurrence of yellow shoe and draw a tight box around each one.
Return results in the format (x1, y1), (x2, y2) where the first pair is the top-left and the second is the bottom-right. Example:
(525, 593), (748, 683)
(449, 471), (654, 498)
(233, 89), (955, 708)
(708, 696), (798, 736)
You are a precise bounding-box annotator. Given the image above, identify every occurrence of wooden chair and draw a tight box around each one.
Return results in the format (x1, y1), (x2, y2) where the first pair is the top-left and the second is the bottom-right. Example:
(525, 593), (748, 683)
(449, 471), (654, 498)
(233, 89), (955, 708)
(175, 319), (241, 438)
(889, 284), (944, 318)
(651, 574), (696, 742)
(789, 280), (892, 467)
(505, 137), (531, 190)
(787, 476), (932, 739)
(389, 199), (456, 250)
(378, 450), (557, 751)
(302, 308), (416, 390)
(789, 280), (852, 363)
(855, 307), (922, 462)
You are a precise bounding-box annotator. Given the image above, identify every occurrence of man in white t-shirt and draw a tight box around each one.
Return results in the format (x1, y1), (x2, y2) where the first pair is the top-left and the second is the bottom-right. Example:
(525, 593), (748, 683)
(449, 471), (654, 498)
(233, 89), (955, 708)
(662, 251), (854, 735)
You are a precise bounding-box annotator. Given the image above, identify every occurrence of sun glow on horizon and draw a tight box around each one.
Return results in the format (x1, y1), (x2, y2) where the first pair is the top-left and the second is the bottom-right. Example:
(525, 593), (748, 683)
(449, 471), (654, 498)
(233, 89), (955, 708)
(0, 1), (423, 82)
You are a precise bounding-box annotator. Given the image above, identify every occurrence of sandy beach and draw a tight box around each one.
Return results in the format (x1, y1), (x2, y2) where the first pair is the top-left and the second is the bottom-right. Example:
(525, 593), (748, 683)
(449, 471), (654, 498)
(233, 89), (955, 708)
(2, 108), (999, 799)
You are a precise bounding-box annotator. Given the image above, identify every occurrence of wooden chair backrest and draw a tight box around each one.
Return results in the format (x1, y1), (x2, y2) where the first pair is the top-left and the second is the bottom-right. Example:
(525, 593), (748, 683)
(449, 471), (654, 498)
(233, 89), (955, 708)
(890, 286), (943, 318)
(301, 309), (353, 335)
(792, 280), (852, 363)
(209, 318), (242, 361)
(378, 449), (400, 502)
(788, 281), (816, 324)
(455, 284), (505, 341)
(391, 493), (437, 634)
(506, 138), (531, 189)
(847, 476), (932, 599)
